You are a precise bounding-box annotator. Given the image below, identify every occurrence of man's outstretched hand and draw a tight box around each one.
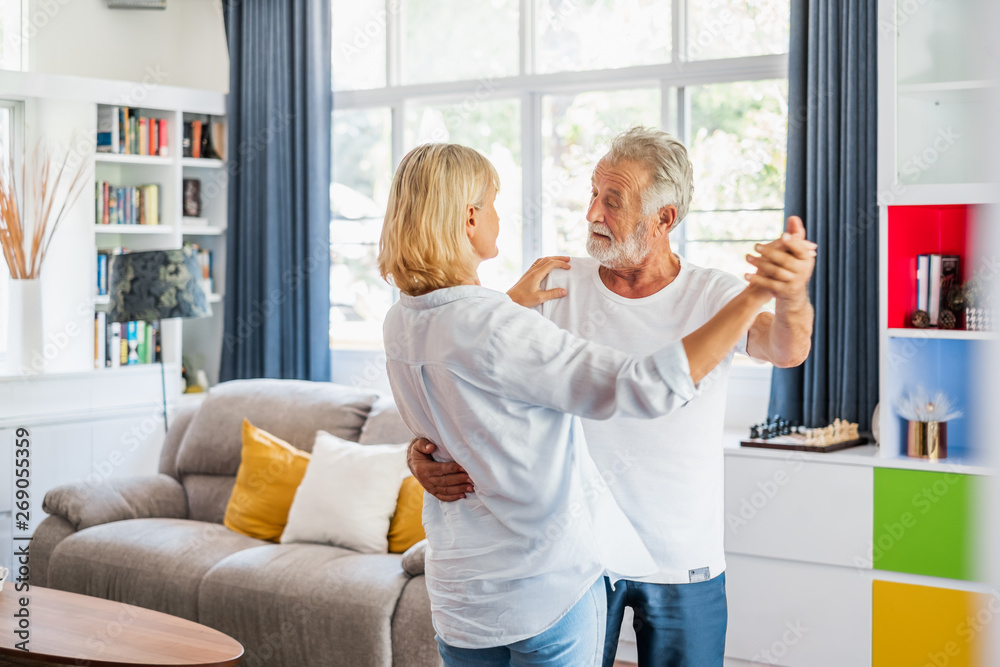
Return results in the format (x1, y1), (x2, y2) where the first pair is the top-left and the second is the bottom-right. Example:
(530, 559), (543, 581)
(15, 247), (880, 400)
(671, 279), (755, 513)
(407, 438), (474, 502)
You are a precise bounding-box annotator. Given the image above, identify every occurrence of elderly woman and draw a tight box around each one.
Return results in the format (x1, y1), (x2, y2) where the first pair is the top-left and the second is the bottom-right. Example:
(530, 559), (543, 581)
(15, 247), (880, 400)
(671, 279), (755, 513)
(378, 143), (773, 667)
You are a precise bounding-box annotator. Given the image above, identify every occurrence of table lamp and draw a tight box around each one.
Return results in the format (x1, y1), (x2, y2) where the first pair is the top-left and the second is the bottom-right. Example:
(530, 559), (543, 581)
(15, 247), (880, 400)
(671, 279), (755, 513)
(109, 247), (211, 430)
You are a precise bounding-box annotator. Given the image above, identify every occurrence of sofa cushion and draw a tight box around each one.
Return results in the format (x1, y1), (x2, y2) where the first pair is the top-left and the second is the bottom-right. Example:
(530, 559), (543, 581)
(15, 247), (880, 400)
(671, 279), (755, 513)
(183, 474), (236, 524)
(43, 474), (188, 531)
(159, 403), (199, 479)
(401, 540), (427, 576)
(224, 420), (311, 541)
(388, 476), (426, 554)
(199, 543), (410, 667)
(359, 396), (413, 446)
(281, 432), (409, 553)
(47, 518), (267, 621)
(176, 379), (378, 477)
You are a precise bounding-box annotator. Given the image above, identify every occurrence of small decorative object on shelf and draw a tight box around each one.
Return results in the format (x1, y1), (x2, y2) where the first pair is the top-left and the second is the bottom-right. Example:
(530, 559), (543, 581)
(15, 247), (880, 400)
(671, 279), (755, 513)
(742, 416), (869, 453)
(896, 386), (962, 461)
(966, 307), (993, 332)
(938, 309), (957, 330)
(183, 178), (201, 217)
(963, 278), (994, 332)
(182, 353), (209, 393)
(911, 310), (930, 328)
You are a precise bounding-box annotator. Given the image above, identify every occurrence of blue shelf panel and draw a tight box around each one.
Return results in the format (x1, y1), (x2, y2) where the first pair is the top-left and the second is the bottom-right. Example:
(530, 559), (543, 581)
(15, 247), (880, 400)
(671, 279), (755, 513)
(884, 337), (985, 461)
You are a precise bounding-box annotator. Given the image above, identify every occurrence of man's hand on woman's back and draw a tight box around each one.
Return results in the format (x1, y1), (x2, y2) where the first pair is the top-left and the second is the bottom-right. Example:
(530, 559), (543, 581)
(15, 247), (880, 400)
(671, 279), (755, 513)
(407, 438), (474, 501)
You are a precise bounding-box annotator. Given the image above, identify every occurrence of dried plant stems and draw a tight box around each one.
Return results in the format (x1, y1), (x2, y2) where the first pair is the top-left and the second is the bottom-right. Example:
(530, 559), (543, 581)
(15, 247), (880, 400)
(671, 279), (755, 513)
(0, 139), (89, 280)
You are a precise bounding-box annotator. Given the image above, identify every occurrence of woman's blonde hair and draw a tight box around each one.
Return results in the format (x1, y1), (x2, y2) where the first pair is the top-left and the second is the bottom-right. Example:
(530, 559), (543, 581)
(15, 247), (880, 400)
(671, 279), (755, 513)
(378, 143), (499, 296)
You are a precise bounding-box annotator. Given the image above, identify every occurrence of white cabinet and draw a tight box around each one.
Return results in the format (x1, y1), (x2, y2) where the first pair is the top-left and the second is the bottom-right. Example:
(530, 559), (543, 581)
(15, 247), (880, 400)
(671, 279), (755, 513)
(724, 454), (873, 568)
(0, 366), (174, 577)
(725, 554), (873, 667)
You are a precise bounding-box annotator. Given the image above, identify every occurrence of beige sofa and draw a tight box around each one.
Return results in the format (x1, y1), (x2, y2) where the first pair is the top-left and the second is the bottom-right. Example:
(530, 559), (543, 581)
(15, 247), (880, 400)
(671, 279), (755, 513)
(32, 379), (440, 667)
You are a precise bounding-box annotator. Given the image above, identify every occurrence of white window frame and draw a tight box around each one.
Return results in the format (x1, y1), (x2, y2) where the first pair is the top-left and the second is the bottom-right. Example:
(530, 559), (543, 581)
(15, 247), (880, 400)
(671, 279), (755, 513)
(332, 0), (789, 366)
(0, 0), (25, 71)
(333, 0), (788, 269)
(0, 97), (25, 364)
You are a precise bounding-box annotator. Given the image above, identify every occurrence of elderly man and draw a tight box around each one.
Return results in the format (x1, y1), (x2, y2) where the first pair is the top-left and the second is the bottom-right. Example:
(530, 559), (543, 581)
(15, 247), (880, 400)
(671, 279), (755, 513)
(409, 126), (815, 667)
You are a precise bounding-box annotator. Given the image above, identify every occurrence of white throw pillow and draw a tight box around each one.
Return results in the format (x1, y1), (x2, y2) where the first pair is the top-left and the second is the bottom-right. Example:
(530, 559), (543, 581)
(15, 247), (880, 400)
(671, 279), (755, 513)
(281, 430), (410, 553)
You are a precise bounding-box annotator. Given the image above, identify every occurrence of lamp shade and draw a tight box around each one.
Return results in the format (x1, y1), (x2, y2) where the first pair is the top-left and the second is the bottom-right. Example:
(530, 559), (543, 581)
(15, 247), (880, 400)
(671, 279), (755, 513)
(109, 248), (211, 323)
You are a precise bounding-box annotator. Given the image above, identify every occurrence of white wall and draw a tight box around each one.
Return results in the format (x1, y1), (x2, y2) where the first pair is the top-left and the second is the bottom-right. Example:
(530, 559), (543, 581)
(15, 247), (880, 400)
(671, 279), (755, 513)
(26, 0), (228, 92)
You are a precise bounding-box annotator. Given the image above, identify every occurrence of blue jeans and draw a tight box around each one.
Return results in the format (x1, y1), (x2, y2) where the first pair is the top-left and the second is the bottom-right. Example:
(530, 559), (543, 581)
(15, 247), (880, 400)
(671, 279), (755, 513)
(601, 573), (728, 667)
(437, 577), (607, 666)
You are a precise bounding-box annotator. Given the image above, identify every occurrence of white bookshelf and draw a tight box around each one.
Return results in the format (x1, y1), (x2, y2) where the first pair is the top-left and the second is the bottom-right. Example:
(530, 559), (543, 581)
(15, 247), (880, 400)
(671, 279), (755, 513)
(89, 97), (228, 390)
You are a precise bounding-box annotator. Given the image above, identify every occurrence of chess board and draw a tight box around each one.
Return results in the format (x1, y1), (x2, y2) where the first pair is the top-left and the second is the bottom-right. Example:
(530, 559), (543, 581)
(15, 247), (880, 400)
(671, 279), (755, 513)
(740, 433), (871, 453)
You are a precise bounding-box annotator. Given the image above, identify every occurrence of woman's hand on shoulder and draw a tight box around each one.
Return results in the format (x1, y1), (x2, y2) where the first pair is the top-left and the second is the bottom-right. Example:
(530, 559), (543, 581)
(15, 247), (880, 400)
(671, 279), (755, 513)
(506, 256), (571, 308)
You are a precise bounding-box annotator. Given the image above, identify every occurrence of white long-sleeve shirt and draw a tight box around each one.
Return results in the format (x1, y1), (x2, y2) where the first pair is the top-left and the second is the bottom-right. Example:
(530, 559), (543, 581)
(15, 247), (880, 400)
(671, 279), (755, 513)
(383, 284), (699, 648)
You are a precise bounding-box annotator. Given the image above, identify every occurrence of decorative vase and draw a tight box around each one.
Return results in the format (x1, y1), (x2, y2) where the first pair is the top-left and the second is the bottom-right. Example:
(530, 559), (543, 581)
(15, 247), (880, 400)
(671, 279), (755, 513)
(5, 279), (44, 375)
(907, 420), (947, 460)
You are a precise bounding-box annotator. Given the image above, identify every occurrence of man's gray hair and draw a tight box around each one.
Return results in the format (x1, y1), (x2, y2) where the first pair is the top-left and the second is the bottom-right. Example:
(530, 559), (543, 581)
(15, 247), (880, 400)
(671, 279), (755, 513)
(604, 126), (694, 230)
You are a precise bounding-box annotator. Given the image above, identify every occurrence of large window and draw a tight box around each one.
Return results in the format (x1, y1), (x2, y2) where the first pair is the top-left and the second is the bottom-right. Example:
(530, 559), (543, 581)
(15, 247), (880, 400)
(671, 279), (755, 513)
(0, 99), (22, 359)
(0, 0), (23, 71)
(331, 0), (790, 350)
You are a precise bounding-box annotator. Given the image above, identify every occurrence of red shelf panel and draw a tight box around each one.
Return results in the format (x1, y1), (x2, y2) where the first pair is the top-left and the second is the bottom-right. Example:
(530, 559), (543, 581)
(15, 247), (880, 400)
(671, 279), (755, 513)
(887, 205), (971, 329)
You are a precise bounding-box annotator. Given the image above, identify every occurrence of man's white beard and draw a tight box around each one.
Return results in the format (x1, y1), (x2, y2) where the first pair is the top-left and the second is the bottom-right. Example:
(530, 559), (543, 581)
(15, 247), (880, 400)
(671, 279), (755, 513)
(586, 219), (653, 268)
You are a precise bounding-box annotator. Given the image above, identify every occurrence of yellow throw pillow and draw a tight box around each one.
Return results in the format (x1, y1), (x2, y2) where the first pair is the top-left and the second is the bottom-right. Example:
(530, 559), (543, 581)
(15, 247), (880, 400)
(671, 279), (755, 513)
(388, 476), (426, 553)
(224, 419), (311, 541)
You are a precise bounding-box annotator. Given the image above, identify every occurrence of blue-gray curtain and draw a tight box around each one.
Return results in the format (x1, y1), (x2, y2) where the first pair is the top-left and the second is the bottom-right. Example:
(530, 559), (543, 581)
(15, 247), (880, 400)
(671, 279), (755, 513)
(220, 0), (332, 382)
(768, 0), (879, 429)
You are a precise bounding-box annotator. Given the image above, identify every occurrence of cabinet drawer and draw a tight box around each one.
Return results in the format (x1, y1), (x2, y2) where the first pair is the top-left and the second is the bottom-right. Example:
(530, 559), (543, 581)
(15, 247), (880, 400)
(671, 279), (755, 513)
(725, 554), (872, 667)
(873, 580), (990, 667)
(725, 455), (873, 567)
(873, 468), (981, 581)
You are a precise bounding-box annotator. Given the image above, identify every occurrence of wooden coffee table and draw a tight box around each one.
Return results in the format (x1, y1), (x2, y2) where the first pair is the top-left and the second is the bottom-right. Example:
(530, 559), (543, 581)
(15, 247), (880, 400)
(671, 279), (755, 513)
(0, 586), (243, 666)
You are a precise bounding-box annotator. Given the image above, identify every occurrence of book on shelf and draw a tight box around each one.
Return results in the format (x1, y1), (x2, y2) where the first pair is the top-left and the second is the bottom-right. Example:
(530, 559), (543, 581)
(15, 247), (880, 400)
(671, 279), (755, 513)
(96, 316), (160, 368)
(96, 107), (118, 154)
(96, 107), (168, 156)
(97, 252), (108, 296)
(183, 118), (225, 159)
(96, 183), (160, 225)
(916, 255), (930, 313)
(96, 248), (126, 297)
(916, 253), (961, 326)
(210, 121), (225, 160)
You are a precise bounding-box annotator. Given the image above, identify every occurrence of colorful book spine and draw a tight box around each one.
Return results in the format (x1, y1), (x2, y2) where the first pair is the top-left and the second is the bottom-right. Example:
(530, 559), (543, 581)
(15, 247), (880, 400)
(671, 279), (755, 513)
(191, 121), (203, 158)
(136, 321), (147, 363)
(97, 253), (108, 295)
(126, 321), (139, 365)
(97, 106), (119, 154)
(158, 119), (169, 157)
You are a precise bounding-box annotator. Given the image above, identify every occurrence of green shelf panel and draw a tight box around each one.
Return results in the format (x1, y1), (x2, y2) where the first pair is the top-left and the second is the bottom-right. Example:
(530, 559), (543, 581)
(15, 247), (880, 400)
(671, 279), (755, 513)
(873, 468), (980, 581)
